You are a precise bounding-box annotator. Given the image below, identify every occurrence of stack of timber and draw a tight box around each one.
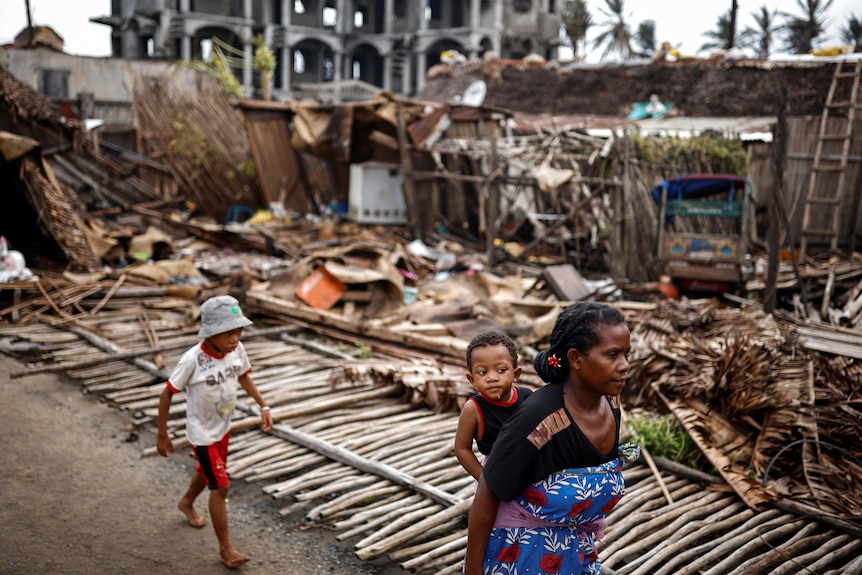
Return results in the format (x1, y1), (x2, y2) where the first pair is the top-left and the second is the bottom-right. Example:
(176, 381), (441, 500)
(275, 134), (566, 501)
(0, 293), (860, 574)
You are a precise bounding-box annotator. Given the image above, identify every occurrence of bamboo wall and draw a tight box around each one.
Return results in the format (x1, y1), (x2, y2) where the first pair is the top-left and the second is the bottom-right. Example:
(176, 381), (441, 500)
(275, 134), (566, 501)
(749, 115), (862, 256)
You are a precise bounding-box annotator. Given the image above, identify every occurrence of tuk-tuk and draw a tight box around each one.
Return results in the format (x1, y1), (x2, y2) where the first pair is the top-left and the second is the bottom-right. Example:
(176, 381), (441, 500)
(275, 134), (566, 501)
(653, 174), (755, 292)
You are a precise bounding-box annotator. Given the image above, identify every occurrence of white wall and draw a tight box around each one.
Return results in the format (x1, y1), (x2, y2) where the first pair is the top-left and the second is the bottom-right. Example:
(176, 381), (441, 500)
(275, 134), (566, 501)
(0, 47), (203, 124)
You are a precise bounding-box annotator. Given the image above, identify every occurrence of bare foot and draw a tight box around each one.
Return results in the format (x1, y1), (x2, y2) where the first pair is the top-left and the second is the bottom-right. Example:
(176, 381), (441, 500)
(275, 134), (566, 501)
(178, 500), (206, 528)
(220, 549), (250, 569)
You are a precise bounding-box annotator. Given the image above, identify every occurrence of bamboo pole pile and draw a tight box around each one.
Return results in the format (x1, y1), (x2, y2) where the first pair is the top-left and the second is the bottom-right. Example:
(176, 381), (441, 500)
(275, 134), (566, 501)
(1, 297), (860, 573)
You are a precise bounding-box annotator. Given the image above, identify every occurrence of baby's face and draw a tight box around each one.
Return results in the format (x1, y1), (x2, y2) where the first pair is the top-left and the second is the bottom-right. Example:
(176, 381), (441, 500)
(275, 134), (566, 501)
(467, 344), (521, 402)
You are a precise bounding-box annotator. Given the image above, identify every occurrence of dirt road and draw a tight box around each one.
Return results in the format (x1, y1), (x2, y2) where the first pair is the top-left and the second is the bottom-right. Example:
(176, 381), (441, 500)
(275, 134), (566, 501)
(0, 352), (407, 575)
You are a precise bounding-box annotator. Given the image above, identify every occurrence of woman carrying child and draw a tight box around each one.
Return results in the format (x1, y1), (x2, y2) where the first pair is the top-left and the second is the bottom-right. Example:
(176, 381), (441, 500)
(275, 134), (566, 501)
(463, 302), (640, 575)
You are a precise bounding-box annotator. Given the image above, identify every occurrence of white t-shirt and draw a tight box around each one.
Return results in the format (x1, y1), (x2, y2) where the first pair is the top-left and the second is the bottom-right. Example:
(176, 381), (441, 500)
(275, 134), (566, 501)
(166, 341), (252, 446)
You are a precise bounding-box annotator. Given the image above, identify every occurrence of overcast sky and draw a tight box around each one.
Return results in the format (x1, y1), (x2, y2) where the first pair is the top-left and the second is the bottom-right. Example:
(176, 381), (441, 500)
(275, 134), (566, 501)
(0, 0), (859, 58)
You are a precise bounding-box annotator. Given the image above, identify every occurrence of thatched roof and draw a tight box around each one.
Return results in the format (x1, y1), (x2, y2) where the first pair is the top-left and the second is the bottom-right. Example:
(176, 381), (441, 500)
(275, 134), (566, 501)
(0, 67), (101, 272)
(0, 65), (82, 132)
(9, 25), (65, 52)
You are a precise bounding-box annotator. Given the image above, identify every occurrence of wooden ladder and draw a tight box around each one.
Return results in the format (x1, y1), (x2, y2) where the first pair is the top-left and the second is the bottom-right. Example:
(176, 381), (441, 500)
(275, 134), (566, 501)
(799, 59), (862, 256)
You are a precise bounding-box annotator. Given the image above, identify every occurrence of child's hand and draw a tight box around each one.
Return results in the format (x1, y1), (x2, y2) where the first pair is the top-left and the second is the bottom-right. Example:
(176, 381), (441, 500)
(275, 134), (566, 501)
(261, 409), (273, 432)
(157, 434), (174, 457)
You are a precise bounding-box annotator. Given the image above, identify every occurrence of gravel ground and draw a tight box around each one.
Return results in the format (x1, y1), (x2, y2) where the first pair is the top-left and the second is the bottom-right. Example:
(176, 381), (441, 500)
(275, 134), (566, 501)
(0, 352), (409, 575)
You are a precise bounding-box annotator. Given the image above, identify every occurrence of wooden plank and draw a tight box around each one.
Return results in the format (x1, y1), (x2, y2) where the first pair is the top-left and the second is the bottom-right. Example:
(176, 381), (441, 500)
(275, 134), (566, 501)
(542, 263), (592, 301)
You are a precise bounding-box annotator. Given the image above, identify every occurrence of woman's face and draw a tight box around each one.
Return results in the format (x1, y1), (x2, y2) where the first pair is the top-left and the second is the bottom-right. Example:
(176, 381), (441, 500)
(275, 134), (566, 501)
(571, 323), (631, 396)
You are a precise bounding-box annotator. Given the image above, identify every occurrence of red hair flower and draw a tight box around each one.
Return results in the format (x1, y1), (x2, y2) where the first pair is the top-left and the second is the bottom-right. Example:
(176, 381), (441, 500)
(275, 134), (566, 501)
(548, 354), (560, 368)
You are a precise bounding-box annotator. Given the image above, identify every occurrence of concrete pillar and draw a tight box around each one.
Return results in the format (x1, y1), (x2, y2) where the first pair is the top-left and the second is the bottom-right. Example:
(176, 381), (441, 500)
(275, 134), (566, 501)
(179, 0), (191, 61)
(493, 0), (503, 53)
(383, 52), (392, 91)
(418, 0), (429, 31)
(283, 0), (292, 25)
(281, 0), (292, 92)
(243, 0), (253, 96)
(181, 36), (192, 60)
(402, 52), (412, 95)
(384, 0), (394, 34)
(415, 50), (426, 92)
(334, 50), (344, 82)
(467, 0), (482, 58)
(336, 0), (346, 34)
(281, 46), (291, 93)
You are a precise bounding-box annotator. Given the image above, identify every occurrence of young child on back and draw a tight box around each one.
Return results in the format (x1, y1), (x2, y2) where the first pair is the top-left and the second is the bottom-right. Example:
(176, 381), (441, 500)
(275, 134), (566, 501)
(156, 295), (273, 569)
(454, 330), (532, 480)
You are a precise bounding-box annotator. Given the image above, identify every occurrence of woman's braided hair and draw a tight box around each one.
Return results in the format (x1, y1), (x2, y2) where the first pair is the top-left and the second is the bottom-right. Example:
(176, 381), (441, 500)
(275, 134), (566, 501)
(533, 302), (626, 384)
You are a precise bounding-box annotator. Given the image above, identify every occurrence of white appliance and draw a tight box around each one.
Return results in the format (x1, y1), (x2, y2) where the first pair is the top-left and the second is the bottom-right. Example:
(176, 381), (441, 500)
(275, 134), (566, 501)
(347, 162), (407, 224)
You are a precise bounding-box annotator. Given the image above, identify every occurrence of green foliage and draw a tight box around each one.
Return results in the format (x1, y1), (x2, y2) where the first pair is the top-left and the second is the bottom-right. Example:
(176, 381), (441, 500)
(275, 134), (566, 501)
(185, 34), (277, 98)
(634, 20), (657, 56)
(780, 0), (835, 54)
(243, 159), (257, 178)
(355, 342), (373, 359)
(592, 0), (634, 60)
(563, 0), (592, 56)
(253, 35), (276, 73)
(627, 411), (704, 469)
(700, 9), (735, 52)
(633, 133), (749, 176)
(740, 6), (780, 58)
(841, 13), (862, 51)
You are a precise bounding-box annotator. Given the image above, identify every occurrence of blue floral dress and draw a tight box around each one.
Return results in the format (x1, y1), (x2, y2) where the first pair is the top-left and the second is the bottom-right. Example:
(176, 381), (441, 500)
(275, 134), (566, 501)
(481, 443), (640, 575)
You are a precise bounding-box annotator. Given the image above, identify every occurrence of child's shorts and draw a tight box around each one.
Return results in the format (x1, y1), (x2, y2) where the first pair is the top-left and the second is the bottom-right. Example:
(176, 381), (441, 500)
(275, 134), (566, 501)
(192, 432), (231, 490)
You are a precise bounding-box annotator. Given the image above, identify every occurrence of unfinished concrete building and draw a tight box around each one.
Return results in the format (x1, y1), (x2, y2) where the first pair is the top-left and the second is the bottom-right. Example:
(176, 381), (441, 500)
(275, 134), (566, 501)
(91, 0), (564, 99)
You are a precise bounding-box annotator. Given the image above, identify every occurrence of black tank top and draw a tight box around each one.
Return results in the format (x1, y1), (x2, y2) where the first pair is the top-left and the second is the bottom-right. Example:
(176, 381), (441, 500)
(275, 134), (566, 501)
(471, 387), (532, 455)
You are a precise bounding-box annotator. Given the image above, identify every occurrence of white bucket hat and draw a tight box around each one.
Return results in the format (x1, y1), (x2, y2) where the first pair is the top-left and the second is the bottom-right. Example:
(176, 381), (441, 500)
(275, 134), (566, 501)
(197, 295), (253, 338)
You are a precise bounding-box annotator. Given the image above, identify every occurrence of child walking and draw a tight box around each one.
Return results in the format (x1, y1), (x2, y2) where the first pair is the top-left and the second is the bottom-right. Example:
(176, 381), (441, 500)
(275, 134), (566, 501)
(454, 330), (532, 480)
(156, 295), (273, 569)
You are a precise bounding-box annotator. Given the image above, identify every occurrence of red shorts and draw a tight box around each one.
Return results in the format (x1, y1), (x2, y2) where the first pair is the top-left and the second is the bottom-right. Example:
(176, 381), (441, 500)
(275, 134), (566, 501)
(192, 432), (231, 490)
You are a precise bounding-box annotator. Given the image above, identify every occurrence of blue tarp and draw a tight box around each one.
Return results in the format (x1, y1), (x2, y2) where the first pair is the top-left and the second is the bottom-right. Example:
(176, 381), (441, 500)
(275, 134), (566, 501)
(651, 174), (748, 203)
(627, 101), (673, 120)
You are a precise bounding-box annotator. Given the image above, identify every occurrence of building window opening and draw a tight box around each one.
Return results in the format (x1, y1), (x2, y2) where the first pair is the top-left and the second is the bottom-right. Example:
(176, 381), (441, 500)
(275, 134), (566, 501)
(323, 55), (334, 80)
(39, 69), (69, 99)
(394, 1), (406, 19)
(323, 6), (337, 27)
(294, 50), (306, 73)
(352, 60), (361, 79)
(513, 0), (531, 13)
(354, 10), (364, 28)
(294, 0), (305, 14)
(201, 38), (213, 61)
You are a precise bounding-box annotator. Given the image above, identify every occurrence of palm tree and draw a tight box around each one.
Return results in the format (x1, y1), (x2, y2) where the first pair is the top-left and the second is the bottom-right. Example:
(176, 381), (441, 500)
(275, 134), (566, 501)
(563, 0), (593, 59)
(591, 0), (634, 61)
(700, 10), (734, 52)
(741, 5), (780, 58)
(634, 20), (657, 58)
(840, 13), (862, 52)
(728, 0), (739, 49)
(780, 0), (835, 54)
